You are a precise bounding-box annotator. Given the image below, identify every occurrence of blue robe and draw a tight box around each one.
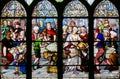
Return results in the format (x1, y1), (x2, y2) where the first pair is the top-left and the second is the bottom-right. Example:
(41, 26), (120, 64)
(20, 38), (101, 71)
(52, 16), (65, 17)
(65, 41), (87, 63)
(96, 33), (104, 48)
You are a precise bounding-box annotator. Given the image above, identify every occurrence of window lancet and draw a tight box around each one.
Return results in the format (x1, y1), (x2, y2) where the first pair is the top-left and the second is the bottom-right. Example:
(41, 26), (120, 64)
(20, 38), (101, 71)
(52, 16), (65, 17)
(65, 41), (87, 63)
(93, 0), (119, 79)
(62, 0), (89, 78)
(1, 0), (27, 78)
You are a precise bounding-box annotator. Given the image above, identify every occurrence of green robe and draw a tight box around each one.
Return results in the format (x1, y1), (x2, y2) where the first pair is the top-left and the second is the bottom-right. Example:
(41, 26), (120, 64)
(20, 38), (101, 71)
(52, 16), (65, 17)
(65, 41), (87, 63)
(34, 40), (42, 58)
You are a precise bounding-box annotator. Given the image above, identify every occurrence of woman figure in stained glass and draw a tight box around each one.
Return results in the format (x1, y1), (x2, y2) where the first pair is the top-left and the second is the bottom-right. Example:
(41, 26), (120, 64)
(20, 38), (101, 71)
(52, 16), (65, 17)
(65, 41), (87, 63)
(39, 20), (46, 33)
(3, 20), (14, 40)
(66, 26), (72, 38)
(66, 21), (76, 37)
(97, 20), (104, 33)
(63, 25), (68, 41)
(8, 20), (14, 33)
(18, 31), (26, 41)
(66, 26), (81, 42)
(1, 20), (10, 39)
(79, 26), (88, 42)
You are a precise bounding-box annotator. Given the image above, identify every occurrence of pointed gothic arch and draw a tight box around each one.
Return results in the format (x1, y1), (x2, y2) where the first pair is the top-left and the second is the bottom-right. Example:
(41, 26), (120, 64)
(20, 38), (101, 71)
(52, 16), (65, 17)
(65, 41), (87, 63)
(1, 0), (27, 17)
(32, 0), (58, 17)
(63, 0), (88, 17)
(94, 0), (119, 17)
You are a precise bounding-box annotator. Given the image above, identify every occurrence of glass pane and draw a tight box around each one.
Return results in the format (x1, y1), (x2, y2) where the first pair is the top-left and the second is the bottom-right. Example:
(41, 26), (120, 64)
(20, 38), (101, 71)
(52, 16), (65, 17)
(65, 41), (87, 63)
(86, 0), (95, 5)
(32, 66), (57, 78)
(63, 0), (88, 17)
(94, 0), (119, 17)
(63, 66), (88, 78)
(63, 42), (89, 65)
(94, 41), (120, 65)
(63, 41), (89, 78)
(32, 18), (57, 41)
(94, 19), (119, 41)
(0, 42), (26, 65)
(94, 66), (119, 79)
(1, 0), (27, 17)
(32, 42), (57, 66)
(55, 0), (63, 3)
(25, 0), (33, 5)
(32, 0), (58, 17)
(0, 19), (27, 41)
(63, 18), (88, 42)
(94, 20), (120, 66)
(1, 66), (26, 78)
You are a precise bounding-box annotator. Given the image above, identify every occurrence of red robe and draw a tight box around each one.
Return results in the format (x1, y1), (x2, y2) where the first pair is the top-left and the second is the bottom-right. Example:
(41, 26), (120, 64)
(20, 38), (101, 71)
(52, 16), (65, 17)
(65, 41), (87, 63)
(64, 44), (75, 55)
(32, 33), (41, 41)
(46, 29), (56, 35)
(80, 33), (88, 41)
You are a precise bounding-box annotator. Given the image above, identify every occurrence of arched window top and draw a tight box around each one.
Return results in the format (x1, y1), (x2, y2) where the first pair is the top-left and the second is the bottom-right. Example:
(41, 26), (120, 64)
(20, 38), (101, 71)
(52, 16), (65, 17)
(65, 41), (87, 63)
(32, 0), (58, 17)
(63, 0), (88, 17)
(94, 0), (119, 17)
(1, 0), (27, 17)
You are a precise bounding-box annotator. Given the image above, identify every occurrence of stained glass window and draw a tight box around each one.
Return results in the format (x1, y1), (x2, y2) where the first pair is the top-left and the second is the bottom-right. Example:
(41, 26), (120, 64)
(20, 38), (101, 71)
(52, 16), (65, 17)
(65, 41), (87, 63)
(63, 0), (89, 78)
(1, 0), (120, 79)
(0, 0), (27, 79)
(94, 0), (119, 79)
(32, 0), (58, 78)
